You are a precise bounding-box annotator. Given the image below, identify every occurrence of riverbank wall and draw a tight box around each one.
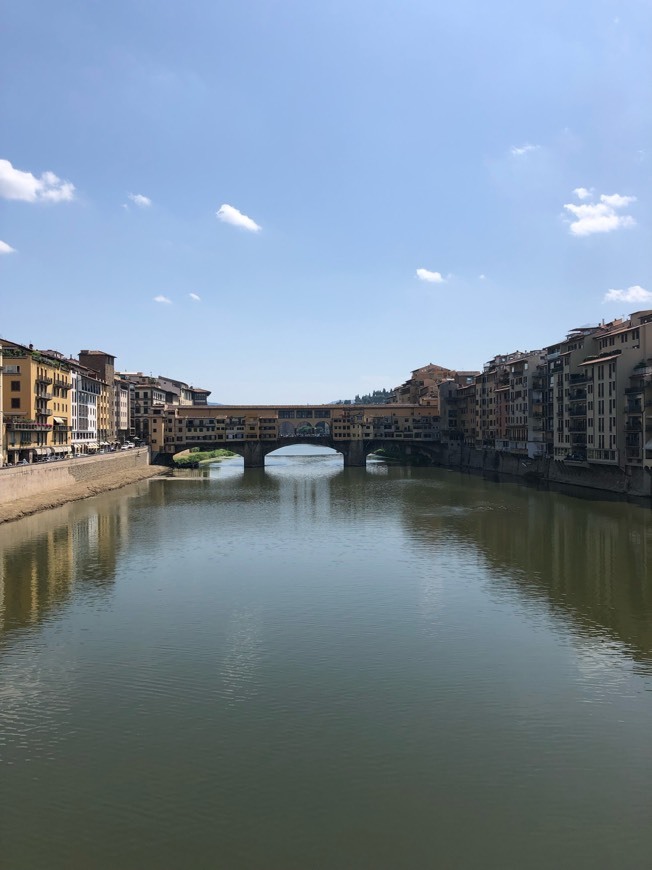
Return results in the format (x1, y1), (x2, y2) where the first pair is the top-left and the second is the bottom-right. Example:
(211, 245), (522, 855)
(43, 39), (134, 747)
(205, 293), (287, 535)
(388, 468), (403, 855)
(435, 444), (652, 499)
(0, 448), (167, 524)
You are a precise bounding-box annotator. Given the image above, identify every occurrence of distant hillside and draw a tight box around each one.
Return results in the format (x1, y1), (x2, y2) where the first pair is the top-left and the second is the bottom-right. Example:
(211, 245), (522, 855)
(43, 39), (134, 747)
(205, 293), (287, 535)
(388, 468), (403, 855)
(332, 388), (391, 405)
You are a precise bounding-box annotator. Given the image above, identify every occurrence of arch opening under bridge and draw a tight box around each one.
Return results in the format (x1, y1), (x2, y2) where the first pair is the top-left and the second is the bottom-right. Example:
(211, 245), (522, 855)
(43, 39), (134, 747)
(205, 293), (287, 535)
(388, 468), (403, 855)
(157, 437), (442, 469)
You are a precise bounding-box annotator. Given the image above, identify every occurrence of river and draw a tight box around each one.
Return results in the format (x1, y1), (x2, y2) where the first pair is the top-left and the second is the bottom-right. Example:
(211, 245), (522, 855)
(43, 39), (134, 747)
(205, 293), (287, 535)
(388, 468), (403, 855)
(1, 447), (651, 869)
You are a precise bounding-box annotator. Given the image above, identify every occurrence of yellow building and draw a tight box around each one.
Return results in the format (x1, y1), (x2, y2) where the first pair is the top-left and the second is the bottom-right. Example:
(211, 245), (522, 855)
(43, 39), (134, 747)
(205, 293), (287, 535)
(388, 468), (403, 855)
(97, 380), (112, 445)
(1, 341), (72, 464)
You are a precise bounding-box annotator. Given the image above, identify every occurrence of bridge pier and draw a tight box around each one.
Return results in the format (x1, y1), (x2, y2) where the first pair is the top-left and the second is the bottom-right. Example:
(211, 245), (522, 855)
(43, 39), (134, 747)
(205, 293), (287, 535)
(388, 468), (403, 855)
(341, 440), (367, 468)
(242, 441), (265, 468)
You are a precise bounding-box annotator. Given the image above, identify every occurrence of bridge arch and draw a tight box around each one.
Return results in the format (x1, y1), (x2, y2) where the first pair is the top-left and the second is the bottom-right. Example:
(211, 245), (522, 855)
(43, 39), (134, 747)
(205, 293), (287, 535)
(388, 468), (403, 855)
(155, 438), (441, 469)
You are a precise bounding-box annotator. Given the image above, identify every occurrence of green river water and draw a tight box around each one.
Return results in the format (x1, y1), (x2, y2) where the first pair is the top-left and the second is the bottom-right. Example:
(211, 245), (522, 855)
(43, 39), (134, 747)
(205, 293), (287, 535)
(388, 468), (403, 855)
(1, 448), (651, 869)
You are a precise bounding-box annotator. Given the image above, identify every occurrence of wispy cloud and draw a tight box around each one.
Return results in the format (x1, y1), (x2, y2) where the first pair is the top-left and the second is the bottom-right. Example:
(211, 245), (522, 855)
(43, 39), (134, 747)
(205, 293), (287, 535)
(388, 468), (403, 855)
(128, 192), (152, 208)
(0, 240), (16, 255)
(478, 274), (486, 280)
(603, 285), (651, 304)
(153, 295), (172, 304)
(189, 292), (201, 302)
(0, 158), (75, 203)
(216, 203), (261, 232)
(416, 268), (445, 284)
(563, 189), (636, 236)
(510, 144), (539, 157)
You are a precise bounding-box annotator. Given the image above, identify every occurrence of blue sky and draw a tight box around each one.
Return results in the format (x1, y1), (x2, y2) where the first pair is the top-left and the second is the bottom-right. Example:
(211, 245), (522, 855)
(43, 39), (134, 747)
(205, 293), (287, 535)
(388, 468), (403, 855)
(1, 0), (650, 403)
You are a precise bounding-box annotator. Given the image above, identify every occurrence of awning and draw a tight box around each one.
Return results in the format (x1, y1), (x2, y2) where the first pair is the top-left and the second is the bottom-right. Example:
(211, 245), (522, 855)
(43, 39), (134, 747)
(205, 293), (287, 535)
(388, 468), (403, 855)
(53, 416), (65, 424)
(645, 440), (652, 450)
(580, 354), (622, 366)
(100, 441), (109, 446)
(34, 448), (49, 455)
(52, 446), (71, 454)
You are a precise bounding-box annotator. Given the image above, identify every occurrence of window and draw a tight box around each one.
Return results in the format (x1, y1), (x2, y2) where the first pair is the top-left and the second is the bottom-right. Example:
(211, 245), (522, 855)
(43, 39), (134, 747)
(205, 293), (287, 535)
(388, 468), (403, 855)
(11, 380), (20, 391)
(11, 398), (20, 408)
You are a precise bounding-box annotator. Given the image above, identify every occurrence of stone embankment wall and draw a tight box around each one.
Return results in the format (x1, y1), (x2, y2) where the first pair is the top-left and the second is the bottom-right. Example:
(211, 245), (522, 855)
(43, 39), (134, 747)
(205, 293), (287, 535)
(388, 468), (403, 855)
(0, 449), (167, 523)
(438, 445), (652, 499)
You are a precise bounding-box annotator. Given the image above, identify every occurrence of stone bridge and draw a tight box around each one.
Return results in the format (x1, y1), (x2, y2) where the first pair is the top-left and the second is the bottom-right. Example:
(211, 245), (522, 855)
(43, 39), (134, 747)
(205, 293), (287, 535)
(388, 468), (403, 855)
(171, 436), (441, 468)
(149, 404), (442, 468)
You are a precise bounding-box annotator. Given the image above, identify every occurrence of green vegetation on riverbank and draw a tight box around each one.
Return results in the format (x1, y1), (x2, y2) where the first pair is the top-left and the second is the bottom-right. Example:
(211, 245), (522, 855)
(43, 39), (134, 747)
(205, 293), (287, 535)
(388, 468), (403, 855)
(173, 448), (237, 467)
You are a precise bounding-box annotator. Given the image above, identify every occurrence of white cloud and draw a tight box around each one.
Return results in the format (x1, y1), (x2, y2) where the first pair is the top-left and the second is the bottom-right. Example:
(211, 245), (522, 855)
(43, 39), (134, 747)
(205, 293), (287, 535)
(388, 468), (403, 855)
(478, 274), (486, 280)
(128, 192), (152, 208)
(573, 187), (592, 200)
(416, 268), (445, 284)
(153, 295), (172, 304)
(216, 203), (261, 232)
(563, 191), (636, 236)
(0, 158), (75, 203)
(0, 240), (16, 255)
(510, 144), (539, 157)
(189, 292), (201, 301)
(600, 193), (636, 209)
(603, 285), (652, 304)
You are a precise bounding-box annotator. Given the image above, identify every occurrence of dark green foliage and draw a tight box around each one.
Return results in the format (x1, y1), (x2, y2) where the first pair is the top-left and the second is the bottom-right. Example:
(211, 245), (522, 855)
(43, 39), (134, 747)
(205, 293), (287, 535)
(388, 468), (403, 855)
(333, 388), (391, 405)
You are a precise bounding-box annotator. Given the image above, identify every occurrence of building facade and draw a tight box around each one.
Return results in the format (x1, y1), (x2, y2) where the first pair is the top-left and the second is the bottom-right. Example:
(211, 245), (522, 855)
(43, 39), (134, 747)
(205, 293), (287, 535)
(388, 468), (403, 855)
(70, 367), (100, 454)
(1, 341), (72, 464)
(114, 378), (130, 443)
(79, 351), (116, 442)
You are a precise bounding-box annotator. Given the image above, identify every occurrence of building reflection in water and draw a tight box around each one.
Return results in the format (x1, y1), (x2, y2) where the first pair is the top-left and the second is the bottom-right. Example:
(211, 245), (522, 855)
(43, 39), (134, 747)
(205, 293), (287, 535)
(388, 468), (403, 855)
(399, 472), (652, 665)
(0, 484), (148, 639)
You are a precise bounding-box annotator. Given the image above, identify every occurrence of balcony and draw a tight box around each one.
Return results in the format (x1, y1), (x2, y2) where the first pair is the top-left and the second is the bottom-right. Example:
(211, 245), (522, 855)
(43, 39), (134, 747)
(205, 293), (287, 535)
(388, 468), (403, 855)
(53, 376), (70, 388)
(35, 392), (53, 401)
(568, 406), (587, 417)
(569, 389), (586, 401)
(36, 375), (53, 385)
(626, 404), (643, 415)
(569, 373), (590, 384)
(37, 409), (53, 417)
(625, 385), (643, 395)
(6, 421), (53, 431)
(625, 421), (642, 433)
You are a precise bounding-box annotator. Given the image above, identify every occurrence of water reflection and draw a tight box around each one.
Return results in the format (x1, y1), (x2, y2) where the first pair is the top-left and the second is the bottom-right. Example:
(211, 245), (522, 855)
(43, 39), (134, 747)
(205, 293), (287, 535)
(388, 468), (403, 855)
(399, 469), (652, 665)
(0, 483), (148, 641)
(1, 454), (652, 869)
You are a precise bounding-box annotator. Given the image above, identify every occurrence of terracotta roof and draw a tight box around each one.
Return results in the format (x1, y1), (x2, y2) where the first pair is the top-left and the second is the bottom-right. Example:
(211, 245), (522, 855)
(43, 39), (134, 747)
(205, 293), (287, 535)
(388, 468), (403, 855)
(579, 354), (622, 366)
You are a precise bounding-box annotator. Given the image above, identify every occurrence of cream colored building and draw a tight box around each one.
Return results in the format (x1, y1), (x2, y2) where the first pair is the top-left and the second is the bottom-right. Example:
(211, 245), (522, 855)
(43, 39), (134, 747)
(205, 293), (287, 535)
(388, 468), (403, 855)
(546, 310), (652, 467)
(114, 378), (130, 443)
